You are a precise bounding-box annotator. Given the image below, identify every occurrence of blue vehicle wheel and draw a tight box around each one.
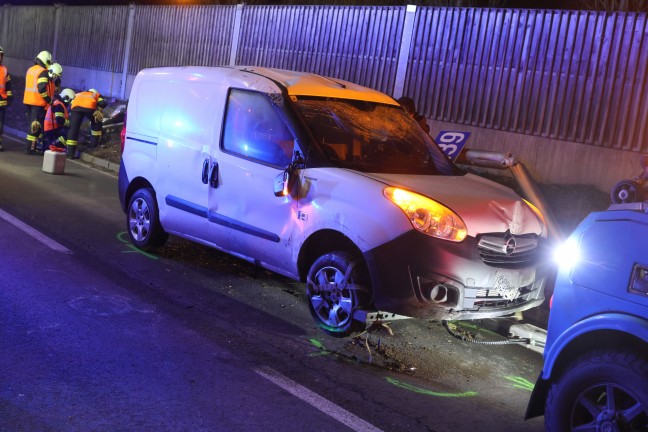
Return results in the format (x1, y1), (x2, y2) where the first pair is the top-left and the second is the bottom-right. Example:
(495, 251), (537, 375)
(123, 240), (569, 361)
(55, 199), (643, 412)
(545, 349), (648, 432)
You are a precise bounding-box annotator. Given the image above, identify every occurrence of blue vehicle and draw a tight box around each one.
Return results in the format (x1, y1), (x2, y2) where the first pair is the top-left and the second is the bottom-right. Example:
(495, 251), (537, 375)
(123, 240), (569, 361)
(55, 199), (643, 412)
(526, 201), (648, 430)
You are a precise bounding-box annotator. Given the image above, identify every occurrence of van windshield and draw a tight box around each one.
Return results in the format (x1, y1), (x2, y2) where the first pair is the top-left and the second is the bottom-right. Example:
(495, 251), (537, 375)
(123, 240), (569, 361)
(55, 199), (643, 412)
(292, 97), (459, 175)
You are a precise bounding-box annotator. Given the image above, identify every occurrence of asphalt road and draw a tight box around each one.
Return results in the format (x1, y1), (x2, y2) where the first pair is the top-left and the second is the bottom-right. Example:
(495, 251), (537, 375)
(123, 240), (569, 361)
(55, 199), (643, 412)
(0, 133), (546, 432)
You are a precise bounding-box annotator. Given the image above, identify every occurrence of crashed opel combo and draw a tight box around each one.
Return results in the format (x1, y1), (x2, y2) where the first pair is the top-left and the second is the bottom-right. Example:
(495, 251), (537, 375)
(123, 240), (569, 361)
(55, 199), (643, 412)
(118, 66), (548, 336)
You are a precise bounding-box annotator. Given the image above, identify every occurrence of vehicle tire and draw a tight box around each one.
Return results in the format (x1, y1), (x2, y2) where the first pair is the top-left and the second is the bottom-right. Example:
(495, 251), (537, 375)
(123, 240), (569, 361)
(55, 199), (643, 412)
(127, 188), (168, 251)
(306, 251), (370, 338)
(545, 349), (648, 432)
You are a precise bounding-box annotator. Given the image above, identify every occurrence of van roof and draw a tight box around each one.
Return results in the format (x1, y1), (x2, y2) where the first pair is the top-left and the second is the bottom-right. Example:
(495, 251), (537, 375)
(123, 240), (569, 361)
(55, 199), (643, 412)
(138, 66), (398, 105)
(236, 66), (398, 105)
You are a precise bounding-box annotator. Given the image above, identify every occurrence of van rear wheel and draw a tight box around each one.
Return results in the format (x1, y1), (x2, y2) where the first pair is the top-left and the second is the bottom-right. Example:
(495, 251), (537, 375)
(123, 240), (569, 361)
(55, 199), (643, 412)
(127, 188), (168, 251)
(306, 251), (369, 337)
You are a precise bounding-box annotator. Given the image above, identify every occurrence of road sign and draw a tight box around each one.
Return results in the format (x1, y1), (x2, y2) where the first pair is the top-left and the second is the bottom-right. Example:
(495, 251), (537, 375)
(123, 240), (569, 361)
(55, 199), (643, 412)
(434, 131), (471, 162)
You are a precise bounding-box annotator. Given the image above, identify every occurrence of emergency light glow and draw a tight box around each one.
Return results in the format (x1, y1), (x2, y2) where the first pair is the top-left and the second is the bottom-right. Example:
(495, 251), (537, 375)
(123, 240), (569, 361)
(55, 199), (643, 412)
(384, 187), (467, 242)
(553, 237), (580, 269)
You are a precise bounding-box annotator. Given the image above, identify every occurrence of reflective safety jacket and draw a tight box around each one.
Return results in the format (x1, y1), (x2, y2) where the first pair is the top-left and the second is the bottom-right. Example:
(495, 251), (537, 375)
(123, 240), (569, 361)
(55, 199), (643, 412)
(44, 97), (69, 132)
(23, 64), (51, 106)
(72, 91), (101, 111)
(0, 65), (11, 107)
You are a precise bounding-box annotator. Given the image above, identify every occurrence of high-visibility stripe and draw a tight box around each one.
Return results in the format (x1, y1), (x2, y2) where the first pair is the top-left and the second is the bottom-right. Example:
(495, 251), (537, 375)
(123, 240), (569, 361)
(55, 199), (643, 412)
(91, 130), (102, 136)
(66, 140), (78, 146)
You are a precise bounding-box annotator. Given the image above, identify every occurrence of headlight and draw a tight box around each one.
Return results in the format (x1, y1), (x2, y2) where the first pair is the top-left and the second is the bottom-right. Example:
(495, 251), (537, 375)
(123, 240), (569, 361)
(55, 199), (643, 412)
(553, 237), (580, 270)
(384, 187), (467, 242)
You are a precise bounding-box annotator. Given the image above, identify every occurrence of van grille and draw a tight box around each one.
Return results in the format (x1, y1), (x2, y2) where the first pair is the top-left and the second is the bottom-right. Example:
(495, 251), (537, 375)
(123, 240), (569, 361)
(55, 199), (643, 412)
(477, 232), (540, 269)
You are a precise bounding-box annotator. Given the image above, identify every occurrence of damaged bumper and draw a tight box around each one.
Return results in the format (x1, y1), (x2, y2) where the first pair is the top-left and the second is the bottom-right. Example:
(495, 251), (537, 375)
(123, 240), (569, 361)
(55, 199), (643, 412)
(364, 230), (548, 320)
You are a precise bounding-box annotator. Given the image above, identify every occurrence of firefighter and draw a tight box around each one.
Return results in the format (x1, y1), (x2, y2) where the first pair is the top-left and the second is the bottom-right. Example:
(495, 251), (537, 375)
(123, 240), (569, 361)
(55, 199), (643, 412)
(0, 46), (13, 152)
(43, 88), (75, 151)
(23, 50), (53, 154)
(65, 89), (106, 159)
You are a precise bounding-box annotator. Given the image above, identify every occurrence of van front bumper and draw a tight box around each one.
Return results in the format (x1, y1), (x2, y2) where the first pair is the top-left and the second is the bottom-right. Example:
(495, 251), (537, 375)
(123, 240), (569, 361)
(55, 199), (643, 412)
(363, 230), (547, 320)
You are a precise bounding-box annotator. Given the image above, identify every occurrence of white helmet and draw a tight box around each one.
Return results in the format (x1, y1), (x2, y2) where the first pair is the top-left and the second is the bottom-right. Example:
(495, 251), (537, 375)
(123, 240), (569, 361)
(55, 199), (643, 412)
(36, 50), (52, 67)
(88, 88), (99, 95)
(60, 88), (75, 104)
(0, 46), (4, 55)
(48, 63), (63, 79)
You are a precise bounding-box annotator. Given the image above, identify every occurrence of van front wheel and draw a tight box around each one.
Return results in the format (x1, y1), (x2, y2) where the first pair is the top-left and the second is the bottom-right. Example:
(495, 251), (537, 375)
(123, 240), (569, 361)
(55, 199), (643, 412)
(306, 251), (369, 337)
(127, 188), (168, 251)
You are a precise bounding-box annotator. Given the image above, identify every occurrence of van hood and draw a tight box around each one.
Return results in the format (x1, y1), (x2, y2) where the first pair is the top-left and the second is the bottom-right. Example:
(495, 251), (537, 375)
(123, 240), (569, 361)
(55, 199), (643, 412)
(363, 172), (545, 237)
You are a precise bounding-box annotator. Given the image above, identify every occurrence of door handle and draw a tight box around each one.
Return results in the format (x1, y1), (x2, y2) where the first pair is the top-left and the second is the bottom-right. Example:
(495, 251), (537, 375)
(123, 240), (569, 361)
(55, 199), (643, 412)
(209, 162), (219, 188)
(202, 159), (209, 184)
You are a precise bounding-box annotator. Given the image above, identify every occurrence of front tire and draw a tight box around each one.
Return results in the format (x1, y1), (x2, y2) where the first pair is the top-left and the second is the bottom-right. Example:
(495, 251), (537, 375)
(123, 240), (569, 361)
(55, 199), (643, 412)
(306, 251), (370, 337)
(545, 349), (648, 432)
(127, 188), (168, 251)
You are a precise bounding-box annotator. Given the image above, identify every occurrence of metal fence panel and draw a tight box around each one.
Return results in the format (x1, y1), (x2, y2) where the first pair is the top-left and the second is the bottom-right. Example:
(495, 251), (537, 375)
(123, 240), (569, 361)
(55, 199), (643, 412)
(3, 6), (56, 61)
(236, 5), (404, 95)
(56, 6), (128, 72)
(406, 8), (648, 152)
(127, 5), (235, 74)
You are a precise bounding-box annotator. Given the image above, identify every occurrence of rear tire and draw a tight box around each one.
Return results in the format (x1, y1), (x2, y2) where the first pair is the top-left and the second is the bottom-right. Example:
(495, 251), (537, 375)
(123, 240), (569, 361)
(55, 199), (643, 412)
(306, 251), (370, 337)
(545, 349), (648, 432)
(127, 188), (168, 251)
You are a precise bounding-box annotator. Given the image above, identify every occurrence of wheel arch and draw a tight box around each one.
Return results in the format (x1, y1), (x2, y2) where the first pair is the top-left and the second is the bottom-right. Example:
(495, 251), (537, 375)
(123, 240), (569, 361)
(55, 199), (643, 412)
(297, 229), (366, 283)
(124, 176), (156, 212)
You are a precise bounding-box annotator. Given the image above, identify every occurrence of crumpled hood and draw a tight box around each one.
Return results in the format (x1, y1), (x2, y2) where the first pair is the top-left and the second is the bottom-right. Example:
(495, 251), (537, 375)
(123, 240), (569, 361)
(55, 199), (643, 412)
(363, 172), (545, 238)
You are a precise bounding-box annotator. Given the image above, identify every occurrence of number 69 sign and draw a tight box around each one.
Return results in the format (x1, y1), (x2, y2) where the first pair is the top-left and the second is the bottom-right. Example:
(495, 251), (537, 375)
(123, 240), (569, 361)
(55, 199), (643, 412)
(434, 131), (471, 162)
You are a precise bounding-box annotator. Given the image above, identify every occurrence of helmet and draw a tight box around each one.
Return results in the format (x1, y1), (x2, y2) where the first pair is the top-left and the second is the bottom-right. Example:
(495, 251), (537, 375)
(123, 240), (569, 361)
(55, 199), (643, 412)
(60, 88), (75, 104)
(88, 88), (99, 95)
(36, 50), (52, 67)
(48, 63), (63, 79)
(0, 46), (4, 54)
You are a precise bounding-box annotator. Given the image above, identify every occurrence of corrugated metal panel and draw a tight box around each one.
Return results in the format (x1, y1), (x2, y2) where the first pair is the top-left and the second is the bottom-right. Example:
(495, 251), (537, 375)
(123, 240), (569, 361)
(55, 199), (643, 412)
(236, 5), (404, 95)
(127, 5), (235, 74)
(406, 8), (648, 152)
(3, 6), (56, 60)
(56, 6), (128, 72)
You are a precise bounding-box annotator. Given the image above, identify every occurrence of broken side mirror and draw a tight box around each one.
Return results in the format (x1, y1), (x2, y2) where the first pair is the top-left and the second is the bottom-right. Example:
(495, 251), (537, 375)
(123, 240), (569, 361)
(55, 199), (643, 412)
(274, 151), (303, 197)
(274, 170), (291, 197)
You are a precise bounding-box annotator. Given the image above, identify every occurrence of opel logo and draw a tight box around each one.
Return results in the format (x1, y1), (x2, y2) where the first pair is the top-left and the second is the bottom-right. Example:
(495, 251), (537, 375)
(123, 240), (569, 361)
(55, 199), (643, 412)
(504, 235), (517, 255)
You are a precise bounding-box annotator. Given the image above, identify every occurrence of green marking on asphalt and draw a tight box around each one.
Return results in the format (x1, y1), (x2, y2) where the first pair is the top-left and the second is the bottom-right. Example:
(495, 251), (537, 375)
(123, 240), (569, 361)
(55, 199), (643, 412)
(117, 231), (158, 260)
(450, 320), (500, 337)
(505, 376), (535, 391)
(386, 377), (477, 397)
(308, 338), (331, 356)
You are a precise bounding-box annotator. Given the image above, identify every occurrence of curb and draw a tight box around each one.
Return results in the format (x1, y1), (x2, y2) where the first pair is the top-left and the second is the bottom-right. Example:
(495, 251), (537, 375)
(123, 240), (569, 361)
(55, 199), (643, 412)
(4, 125), (120, 174)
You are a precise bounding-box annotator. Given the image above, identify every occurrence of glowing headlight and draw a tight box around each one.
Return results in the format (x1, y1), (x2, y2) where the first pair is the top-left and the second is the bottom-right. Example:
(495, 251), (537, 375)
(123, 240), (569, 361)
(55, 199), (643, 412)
(384, 187), (467, 242)
(553, 237), (581, 269)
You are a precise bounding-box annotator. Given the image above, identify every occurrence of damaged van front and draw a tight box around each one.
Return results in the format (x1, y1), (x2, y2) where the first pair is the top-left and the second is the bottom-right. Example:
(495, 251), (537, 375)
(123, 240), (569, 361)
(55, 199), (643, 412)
(119, 66), (548, 337)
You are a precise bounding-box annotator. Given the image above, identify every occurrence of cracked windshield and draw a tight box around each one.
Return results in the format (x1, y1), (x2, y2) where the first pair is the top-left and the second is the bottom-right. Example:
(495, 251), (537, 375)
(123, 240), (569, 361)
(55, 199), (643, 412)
(293, 97), (459, 175)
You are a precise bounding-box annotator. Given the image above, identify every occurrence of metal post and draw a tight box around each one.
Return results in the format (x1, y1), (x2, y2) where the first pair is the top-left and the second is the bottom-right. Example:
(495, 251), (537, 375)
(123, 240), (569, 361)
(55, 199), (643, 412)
(52, 4), (62, 58)
(229, 3), (244, 66)
(392, 5), (417, 99)
(120, 3), (136, 100)
(2, 4), (9, 48)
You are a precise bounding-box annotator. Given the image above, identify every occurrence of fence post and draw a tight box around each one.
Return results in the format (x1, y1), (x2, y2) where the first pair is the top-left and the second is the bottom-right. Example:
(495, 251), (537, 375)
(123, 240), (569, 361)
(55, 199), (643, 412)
(393, 4), (417, 99)
(2, 4), (9, 48)
(52, 4), (62, 58)
(229, 3), (244, 66)
(120, 3), (136, 100)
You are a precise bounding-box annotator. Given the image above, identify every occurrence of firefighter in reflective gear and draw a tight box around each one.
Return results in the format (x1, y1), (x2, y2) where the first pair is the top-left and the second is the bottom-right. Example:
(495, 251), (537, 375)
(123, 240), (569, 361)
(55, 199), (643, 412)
(23, 50), (53, 154)
(44, 88), (75, 150)
(65, 89), (107, 159)
(0, 46), (13, 152)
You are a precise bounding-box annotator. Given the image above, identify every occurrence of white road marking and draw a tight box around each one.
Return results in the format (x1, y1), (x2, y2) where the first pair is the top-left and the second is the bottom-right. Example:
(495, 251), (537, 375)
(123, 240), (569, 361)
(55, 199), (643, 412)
(255, 366), (383, 432)
(0, 208), (71, 254)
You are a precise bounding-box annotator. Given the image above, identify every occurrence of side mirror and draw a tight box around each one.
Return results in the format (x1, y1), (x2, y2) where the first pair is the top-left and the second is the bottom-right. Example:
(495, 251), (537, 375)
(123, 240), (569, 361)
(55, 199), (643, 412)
(274, 170), (291, 197)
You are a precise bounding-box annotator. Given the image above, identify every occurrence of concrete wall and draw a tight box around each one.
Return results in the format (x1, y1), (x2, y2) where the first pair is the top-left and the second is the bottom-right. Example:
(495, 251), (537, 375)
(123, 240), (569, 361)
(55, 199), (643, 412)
(429, 118), (639, 193)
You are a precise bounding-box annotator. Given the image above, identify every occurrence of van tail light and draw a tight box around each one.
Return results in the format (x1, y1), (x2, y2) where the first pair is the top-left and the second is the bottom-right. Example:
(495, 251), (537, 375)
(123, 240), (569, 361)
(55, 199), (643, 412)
(549, 294), (553, 309)
(120, 113), (127, 153)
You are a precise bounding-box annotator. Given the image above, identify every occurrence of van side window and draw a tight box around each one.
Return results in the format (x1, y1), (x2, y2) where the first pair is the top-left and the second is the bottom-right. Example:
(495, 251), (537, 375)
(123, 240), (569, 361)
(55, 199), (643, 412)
(222, 89), (294, 168)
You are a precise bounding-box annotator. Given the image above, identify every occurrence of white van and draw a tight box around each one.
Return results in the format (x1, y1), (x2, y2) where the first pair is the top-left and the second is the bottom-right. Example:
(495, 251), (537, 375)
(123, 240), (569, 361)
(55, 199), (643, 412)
(118, 66), (548, 336)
